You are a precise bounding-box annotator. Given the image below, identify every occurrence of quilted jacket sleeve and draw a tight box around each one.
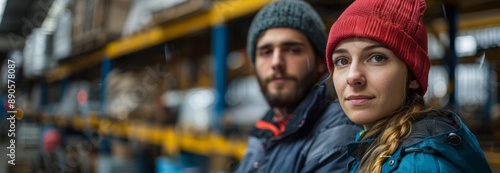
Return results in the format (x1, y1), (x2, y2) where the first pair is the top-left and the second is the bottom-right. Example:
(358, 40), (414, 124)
(301, 123), (361, 173)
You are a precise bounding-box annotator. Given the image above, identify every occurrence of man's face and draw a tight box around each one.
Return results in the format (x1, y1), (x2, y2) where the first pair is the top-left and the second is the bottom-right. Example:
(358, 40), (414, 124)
(255, 28), (325, 109)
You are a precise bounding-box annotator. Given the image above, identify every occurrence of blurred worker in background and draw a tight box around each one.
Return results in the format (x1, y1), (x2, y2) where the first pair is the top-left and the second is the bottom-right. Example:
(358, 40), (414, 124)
(325, 0), (491, 172)
(32, 128), (67, 173)
(236, 0), (361, 172)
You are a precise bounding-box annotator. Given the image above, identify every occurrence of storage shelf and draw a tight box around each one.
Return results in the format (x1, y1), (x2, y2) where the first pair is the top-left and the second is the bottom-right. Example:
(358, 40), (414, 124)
(106, 0), (272, 59)
(32, 113), (500, 166)
(45, 50), (105, 82)
(45, 0), (272, 83)
(37, 114), (247, 160)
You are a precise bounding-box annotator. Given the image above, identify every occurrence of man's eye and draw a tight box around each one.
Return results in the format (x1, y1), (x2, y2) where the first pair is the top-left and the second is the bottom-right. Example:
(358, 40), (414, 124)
(288, 48), (301, 54)
(259, 50), (272, 56)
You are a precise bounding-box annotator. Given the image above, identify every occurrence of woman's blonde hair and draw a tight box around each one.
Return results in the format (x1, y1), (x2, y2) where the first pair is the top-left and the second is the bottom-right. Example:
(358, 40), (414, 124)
(327, 69), (427, 173)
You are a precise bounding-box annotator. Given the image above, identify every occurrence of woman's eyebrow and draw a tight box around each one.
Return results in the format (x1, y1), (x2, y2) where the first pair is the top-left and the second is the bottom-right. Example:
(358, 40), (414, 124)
(332, 48), (348, 54)
(333, 44), (387, 54)
(362, 44), (386, 51)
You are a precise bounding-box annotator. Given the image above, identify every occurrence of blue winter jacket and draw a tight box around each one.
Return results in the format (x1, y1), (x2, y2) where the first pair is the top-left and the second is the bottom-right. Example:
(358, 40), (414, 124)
(347, 109), (492, 173)
(236, 74), (362, 173)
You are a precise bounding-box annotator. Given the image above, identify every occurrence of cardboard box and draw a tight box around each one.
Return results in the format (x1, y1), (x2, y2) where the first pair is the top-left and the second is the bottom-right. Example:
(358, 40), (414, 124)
(70, 0), (131, 54)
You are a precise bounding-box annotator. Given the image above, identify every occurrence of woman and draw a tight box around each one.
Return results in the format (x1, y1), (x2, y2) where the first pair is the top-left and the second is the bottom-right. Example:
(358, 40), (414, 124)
(325, 0), (492, 172)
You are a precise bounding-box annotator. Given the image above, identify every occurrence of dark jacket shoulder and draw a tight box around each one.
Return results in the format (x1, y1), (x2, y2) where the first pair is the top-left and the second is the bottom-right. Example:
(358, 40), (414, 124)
(402, 109), (460, 146)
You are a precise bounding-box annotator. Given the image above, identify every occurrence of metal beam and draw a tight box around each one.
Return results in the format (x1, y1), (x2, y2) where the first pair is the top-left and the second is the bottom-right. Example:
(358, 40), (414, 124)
(444, 4), (458, 107)
(105, 0), (273, 59)
(212, 24), (227, 132)
(429, 8), (500, 34)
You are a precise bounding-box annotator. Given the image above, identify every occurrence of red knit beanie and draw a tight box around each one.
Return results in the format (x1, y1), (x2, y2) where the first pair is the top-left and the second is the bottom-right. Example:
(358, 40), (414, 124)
(326, 0), (430, 96)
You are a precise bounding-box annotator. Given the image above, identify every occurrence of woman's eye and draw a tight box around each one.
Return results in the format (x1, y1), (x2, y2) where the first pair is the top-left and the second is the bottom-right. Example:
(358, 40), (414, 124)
(333, 57), (349, 66)
(368, 54), (388, 63)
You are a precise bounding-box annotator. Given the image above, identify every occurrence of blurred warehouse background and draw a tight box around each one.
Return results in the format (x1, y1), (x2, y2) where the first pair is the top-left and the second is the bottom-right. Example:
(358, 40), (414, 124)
(0, 0), (499, 172)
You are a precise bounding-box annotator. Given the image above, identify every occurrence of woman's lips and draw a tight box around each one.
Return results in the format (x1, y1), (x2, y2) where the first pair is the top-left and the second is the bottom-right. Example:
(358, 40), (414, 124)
(345, 95), (375, 106)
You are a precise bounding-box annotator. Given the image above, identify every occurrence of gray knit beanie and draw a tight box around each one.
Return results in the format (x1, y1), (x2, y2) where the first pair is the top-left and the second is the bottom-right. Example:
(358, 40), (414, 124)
(247, 0), (327, 64)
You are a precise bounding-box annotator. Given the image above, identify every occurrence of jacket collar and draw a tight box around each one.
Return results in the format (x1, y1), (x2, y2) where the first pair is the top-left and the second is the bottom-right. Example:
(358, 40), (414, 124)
(251, 73), (332, 140)
(347, 109), (462, 158)
(347, 130), (370, 161)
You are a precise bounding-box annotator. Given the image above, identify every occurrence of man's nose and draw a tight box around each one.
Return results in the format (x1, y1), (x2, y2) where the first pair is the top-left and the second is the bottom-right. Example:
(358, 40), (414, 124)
(271, 49), (285, 71)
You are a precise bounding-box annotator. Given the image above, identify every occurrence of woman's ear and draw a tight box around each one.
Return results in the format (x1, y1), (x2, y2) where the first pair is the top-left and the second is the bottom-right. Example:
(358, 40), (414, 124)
(409, 79), (420, 89)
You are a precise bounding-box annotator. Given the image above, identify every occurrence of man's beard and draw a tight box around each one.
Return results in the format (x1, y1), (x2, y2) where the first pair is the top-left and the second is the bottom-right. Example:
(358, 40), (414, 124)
(258, 71), (317, 109)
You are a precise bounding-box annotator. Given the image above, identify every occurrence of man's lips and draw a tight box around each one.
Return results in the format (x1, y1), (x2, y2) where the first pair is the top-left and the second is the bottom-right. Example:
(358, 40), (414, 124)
(271, 77), (289, 82)
(268, 75), (293, 83)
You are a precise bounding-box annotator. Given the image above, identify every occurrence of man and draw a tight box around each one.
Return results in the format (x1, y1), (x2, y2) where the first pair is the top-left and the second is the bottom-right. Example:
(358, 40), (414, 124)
(236, 0), (362, 172)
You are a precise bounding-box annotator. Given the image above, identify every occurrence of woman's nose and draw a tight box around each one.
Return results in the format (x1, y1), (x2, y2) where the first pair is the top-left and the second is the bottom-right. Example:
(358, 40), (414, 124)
(346, 64), (366, 87)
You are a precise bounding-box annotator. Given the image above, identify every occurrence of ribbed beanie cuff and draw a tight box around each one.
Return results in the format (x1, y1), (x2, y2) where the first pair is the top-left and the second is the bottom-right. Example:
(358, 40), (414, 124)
(326, 0), (430, 96)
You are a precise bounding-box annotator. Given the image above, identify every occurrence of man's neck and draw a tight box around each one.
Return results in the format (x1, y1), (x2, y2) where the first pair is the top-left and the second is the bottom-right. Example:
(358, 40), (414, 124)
(273, 107), (294, 119)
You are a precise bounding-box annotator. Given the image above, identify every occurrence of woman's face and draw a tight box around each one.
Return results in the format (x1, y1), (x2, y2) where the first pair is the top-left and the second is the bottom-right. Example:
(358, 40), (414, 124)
(331, 38), (418, 129)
